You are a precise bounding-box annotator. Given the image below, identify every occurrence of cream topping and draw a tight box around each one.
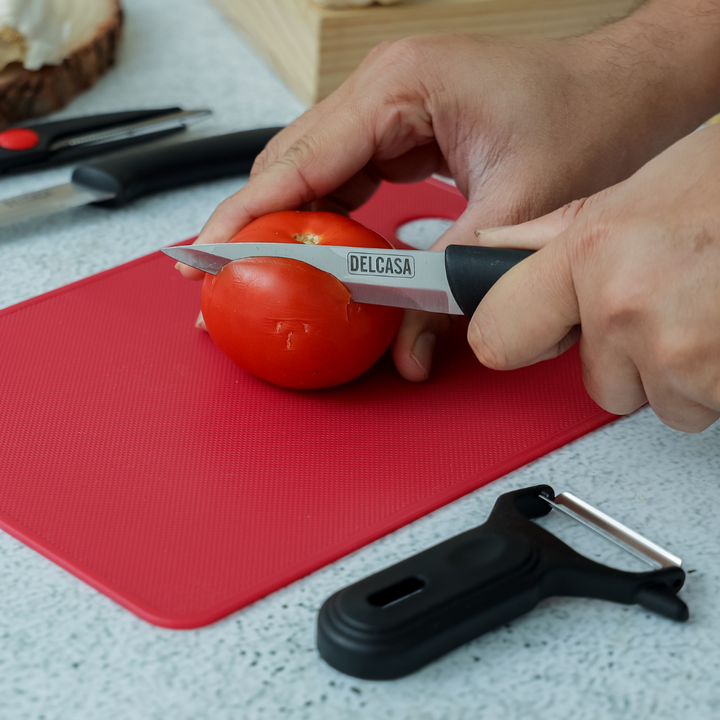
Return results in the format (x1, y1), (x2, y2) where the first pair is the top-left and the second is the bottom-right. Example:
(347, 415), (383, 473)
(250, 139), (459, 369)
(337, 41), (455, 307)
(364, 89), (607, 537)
(0, 0), (113, 71)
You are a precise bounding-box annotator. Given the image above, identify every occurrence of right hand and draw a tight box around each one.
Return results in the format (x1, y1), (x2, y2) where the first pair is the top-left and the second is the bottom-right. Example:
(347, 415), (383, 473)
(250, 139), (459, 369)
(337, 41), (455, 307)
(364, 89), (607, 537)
(466, 124), (720, 433)
(185, 30), (709, 380)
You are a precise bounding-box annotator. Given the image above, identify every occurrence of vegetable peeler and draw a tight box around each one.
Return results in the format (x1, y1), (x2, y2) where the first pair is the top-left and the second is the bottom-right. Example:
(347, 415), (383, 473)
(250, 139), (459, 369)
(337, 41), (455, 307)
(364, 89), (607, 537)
(0, 107), (211, 174)
(316, 485), (688, 680)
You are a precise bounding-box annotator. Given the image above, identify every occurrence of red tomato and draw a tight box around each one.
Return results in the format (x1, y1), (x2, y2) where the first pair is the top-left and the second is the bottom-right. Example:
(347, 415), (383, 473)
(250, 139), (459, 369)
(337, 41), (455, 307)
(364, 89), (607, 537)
(200, 211), (404, 389)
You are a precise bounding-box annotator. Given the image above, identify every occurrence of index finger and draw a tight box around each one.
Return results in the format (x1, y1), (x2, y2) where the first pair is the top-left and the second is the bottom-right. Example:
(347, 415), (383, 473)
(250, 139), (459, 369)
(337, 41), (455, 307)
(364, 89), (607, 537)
(175, 106), (381, 281)
(214, 108), (382, 235)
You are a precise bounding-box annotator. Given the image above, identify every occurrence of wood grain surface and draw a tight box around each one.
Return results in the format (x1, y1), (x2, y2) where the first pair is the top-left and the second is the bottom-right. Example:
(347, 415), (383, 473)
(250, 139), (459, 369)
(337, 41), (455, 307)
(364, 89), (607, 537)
(209, 0), (637, 104)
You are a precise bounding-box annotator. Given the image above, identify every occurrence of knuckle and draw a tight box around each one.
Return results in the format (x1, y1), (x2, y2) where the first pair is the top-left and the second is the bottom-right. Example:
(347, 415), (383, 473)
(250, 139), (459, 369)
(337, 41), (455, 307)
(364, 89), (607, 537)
(591, 277), (645, 338)
(582, 376), (641, 417)
(578, 356), (606, 407)
(282, 133), (322, 167)
(650, 338), (720, 412)
(378, 36), (422, 58)
(558, 198), (589, 227)
(467, 310), (510, 370)
(555, 192), (609, 243)
(250, 143), (279, 177)
(267, 135), (324, 205)
(250, 107), (323, 178)
(563, 195), (618, 266)
(587, 390), (642, 417)
(652, 406), (718, 434)
(367, 36), (433, 77)
(364, 39), (397, 62)
(651, 334), (692, 378)
(568, 223), (603, 268)
(578, 349), (646, 416)
(646, 326), (712, 383)
(214, 194), (240, 219)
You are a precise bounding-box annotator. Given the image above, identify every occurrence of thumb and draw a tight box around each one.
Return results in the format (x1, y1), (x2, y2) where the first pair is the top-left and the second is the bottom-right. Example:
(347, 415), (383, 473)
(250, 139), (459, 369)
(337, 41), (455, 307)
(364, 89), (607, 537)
(473, 198), (590, 251)
(468, 233), (581, 370)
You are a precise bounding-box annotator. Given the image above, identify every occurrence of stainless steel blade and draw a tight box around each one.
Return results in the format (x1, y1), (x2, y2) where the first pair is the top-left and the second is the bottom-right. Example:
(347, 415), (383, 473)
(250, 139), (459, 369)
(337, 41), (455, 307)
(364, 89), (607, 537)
(540, 491), (682, 570)
(0, 182), (115, 228)
(49, 109), (212, 152)
(163, 243), (463, 315)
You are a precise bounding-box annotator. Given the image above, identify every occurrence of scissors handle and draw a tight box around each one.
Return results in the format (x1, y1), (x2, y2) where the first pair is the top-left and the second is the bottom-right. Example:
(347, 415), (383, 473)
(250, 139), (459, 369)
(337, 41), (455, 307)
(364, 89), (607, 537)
(0, 108), (194, 174)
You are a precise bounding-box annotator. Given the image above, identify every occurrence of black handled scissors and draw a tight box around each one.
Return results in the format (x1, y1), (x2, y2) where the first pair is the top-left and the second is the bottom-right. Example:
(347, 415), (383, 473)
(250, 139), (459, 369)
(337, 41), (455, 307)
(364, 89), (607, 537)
(0, 107), (211, 175)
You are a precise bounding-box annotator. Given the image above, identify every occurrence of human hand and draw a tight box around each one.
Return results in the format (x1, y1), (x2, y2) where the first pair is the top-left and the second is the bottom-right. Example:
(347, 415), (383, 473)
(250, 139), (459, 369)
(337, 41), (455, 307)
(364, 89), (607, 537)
(185, 5), (719, 381)
(470, 124), (720, 432)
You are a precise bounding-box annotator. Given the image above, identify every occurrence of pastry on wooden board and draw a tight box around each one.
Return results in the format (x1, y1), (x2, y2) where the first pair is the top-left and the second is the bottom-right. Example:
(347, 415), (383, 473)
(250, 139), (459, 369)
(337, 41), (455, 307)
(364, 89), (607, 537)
(0, 0), (122, 129)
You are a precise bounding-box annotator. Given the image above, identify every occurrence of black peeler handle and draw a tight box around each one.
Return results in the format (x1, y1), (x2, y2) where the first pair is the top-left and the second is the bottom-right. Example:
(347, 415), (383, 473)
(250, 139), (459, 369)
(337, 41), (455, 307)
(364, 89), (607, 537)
(317, 485), (688, 680)
(0, 108), (189, 174)
(445, 244), (534, 317)
(71, 127), (284, 207)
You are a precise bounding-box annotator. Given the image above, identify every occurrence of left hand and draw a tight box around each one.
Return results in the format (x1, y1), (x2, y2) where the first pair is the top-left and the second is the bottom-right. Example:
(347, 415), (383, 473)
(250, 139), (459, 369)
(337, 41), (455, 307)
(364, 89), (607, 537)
(470, 124), (720, 433)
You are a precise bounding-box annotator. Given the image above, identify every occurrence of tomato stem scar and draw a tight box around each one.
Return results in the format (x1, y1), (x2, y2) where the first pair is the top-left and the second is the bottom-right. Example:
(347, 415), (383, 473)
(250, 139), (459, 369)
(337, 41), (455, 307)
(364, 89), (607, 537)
(294, 233), (320, 244)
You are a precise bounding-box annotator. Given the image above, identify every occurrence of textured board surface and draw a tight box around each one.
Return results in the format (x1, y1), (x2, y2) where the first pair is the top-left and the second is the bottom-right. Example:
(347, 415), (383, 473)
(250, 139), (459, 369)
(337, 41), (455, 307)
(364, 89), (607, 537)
(0, 179), (615, 628)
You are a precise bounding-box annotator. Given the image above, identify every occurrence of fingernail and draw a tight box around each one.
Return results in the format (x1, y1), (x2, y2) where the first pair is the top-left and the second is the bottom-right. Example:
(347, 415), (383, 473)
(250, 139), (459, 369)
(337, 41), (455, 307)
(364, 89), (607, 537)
(195, 312), (207, 331)
(474, 226), (511, 237)
(411, 332), (436, 380)
(175, 262), (183, 271)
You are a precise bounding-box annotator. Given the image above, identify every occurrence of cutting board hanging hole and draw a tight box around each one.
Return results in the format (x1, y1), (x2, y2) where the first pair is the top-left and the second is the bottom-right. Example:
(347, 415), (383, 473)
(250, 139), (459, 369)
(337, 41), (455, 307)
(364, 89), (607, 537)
(395, 218), (454, 250)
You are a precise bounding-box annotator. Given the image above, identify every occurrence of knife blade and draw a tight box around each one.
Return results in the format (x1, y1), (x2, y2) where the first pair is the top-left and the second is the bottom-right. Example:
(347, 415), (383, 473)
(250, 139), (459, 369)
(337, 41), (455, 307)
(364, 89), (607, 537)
(162, 242), (533, 318)
(0, 127), (283, 228)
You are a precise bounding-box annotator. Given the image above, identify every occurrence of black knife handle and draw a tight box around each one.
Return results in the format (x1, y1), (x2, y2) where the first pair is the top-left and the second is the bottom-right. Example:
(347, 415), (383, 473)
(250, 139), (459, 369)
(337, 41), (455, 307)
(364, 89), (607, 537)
(445, 244), (534, 318)
(71, 127), (283, 208)
(0, 108), (187, 174)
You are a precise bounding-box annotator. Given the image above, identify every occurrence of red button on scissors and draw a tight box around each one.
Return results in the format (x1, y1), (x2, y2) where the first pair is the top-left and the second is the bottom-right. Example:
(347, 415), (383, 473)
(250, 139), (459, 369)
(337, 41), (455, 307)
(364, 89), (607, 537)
(0, 128), (40, 151)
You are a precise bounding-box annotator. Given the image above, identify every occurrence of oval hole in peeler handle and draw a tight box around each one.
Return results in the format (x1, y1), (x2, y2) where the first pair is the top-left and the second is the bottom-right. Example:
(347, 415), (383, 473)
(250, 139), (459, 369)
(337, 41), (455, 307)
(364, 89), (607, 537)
(316, 489), (543, 681)
(367, 577), (426, 608)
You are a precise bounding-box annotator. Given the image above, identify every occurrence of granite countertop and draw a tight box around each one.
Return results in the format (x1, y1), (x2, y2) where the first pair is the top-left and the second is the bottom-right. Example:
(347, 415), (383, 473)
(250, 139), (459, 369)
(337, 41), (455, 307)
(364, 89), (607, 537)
(1, 1), (718, 718)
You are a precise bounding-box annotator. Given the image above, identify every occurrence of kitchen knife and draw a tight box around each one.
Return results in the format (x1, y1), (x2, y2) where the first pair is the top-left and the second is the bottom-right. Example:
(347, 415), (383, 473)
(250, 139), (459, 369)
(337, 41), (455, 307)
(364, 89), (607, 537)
(162, 242), (533, 318)
(0, 127), (283, 228)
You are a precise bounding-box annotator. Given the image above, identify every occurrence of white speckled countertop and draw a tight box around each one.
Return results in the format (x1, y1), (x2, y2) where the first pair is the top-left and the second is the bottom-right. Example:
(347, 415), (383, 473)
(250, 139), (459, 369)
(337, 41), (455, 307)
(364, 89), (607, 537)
(1, 1), (718, 718)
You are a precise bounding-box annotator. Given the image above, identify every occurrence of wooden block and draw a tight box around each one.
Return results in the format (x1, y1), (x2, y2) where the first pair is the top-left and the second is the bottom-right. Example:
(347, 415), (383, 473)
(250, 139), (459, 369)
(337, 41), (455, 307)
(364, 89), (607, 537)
(209, 0), (637, 106)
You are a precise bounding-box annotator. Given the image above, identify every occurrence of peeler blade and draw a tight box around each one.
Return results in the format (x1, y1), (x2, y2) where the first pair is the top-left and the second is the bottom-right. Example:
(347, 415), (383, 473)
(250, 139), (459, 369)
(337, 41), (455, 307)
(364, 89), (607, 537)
(539, 491), (682, 570)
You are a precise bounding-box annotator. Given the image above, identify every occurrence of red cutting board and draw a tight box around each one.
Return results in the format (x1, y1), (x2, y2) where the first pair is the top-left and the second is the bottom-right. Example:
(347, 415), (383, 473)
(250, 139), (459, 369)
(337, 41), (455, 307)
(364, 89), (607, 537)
(0, 179), (615, 628)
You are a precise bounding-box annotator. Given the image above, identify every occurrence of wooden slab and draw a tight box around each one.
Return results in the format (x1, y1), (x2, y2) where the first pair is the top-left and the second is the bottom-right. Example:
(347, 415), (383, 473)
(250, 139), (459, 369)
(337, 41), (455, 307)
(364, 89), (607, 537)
(209, 0), (637, 105)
